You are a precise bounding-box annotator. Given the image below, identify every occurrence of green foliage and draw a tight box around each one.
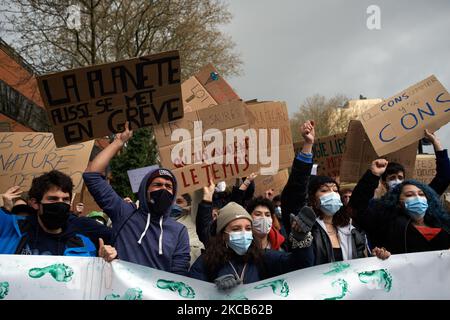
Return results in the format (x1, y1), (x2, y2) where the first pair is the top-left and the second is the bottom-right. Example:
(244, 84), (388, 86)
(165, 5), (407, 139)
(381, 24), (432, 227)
(109, 127), (158, 201)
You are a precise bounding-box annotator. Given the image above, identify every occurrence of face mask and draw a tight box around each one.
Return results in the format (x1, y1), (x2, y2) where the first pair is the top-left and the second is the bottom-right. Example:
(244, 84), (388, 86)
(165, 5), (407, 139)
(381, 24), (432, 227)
(215, 181), (227, 193)
(274, 206), (282, 218)
(170, 204), (184, 219)
(39, 202), (70, 230)
(148, 189), (174, 216)
(319, 192), (343, 216)
(227, 231), (253, 255)
(404, 196), (428, 219)
(253, 217), (273, 235)
(387, 179), (402, 190)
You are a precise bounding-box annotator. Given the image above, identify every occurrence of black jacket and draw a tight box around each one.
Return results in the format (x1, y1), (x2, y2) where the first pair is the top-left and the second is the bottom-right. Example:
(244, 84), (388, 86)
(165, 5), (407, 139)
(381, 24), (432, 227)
(350, 169), (450, 253)
(281, 157), (367, 264)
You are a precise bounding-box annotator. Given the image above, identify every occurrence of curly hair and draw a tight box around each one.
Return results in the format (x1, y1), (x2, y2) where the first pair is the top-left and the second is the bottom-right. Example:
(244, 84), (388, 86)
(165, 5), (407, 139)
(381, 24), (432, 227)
(246, 197), (275, 216)
(203, 233), (263, 282)
(28, 170), (73, 203)
(373, 179), (450, 233)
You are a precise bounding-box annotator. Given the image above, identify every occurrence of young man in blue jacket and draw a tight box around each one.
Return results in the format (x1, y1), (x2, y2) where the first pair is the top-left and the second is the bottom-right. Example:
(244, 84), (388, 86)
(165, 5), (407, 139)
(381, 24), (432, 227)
(82, 122), (190, 276)
(0, 170), (111, 257)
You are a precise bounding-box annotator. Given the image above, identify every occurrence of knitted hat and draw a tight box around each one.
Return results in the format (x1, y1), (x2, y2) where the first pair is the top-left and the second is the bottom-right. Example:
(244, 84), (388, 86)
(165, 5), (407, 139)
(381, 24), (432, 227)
(146, 168), (176, 191)
(216, 202), (253, 233)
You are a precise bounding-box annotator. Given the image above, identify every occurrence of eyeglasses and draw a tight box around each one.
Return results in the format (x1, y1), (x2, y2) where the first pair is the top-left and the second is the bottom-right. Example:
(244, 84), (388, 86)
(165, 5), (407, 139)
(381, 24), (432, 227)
(150, 182), (173, 190)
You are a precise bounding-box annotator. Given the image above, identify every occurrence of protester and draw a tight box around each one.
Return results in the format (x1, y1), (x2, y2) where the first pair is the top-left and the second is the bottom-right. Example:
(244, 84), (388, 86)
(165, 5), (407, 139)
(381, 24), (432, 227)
(171, 194), (205, 265)
(246, 197), (287, 251)
(351, 163), (450, 253)
(189, 202), (314, 289)
(281, 120), (390, 265)
(339, 188), (353, 207)
(83, 122), (190, 275)
(88, 211), (110, 226)
(74, 202), (86, 217)
(0, 171), (110, 257)
(380, 130), (450, 196)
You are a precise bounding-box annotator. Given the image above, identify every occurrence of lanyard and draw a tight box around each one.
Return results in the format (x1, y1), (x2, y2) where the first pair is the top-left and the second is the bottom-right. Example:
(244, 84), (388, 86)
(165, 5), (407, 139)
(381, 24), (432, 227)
(228, 261), (247, 283)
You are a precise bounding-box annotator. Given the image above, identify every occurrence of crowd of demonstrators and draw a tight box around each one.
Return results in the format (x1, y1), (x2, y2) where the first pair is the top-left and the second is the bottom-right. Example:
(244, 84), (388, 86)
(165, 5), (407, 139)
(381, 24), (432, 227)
(189, 201), (313, 288)
(2, 118), (450, 293)
(82, 122), (190, 275)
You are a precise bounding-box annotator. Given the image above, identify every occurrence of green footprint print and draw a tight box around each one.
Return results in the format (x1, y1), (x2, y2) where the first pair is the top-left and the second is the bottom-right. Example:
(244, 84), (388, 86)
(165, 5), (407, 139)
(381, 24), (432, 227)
(0, 282), (9, 299)
(254, 279), (289, 297)
(323, 262), (350, 275)
(28, 263), (74, 282)
(105, 288), (143, 300)
(156, 279), (195, 299)
(358, 269), (393, 292)
(324, 279), (348, 300)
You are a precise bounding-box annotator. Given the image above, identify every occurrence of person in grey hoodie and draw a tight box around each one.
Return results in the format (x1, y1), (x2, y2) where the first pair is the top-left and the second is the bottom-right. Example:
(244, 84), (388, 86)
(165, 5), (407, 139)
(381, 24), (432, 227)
(82, 122), (190, 276)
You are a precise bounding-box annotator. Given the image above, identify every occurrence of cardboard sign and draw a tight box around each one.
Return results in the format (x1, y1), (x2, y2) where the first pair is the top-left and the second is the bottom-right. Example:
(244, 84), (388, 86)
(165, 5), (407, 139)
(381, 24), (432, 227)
(0, 132), (94, 193)
(127, 165), (159, 193)
(194, 64), (240, 104)
(340, 120), (417, 183)
(360, 75), (450, 156)
(293, 133), (346, 179)
(245, 101), (295, 172)
(37, 51), (182, 147)
(254, 169), (289, 197)
(413, 154), (436, 184)
(155, 101), (261, 194)
(181, 76), (217, 112)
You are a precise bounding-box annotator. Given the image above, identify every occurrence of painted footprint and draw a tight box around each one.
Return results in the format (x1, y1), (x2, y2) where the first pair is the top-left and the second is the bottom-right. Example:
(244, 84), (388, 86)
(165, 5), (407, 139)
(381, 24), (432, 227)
(324, 279), (349, 300)
(323, 262), (350, 275)
(105, 288), (143, 300)
(358, 269), (392, 292)
(254, 279), (289, 297)
(0, 282), (9, 299)
(28, 263), (74, 282)
(156, 279), (195, 299)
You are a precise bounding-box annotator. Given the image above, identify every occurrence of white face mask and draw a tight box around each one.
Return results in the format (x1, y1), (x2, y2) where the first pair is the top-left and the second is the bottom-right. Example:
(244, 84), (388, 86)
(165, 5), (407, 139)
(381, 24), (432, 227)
(387, 179), (402, 190)
(253, 216), (272, 235)
(215, 181), (226, 193)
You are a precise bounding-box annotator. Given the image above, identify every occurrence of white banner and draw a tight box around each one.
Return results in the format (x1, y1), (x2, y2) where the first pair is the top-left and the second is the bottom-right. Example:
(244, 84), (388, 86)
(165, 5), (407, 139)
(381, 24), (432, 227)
(0, 250), (449, 300)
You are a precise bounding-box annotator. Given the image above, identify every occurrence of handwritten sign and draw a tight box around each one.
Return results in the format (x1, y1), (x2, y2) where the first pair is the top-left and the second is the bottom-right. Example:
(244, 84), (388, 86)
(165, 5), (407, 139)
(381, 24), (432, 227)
(246, 101), (295, 171)
(413, 154), (436, 184)
(0, 132), (94, 193)
(127, 165), (159, 193)
(340, 120), (417, 183)
(360, 75), (450, 156)
(294, 133), (346, 179)
(254, 169), (289, 197)
(37, 51), (182, 147)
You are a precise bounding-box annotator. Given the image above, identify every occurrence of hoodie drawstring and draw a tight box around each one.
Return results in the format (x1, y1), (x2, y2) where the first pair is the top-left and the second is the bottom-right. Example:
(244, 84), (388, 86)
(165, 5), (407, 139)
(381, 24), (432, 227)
(137, 213), (151, 244)
(159, 216), (164, 255)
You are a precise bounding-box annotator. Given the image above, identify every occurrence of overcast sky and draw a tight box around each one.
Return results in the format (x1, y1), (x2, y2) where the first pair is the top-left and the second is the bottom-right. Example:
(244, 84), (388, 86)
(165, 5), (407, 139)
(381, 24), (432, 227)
(222, 0), (450, 150)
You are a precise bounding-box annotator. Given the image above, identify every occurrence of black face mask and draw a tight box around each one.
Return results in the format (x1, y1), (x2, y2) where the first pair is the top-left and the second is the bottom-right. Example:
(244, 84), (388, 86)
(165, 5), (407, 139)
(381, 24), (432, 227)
(39, 202), (70, 230)
(148, 189), (174, 216)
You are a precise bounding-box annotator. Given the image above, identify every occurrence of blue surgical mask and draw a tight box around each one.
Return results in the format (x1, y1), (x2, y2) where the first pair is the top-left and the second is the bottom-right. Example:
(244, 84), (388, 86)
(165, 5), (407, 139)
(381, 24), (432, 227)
(227, 231), (253, 255)
(404, 196), (428, 219)
(170, 204), (183, 218)
(387, 179), (402, 190)
(319, 192), (343, 216)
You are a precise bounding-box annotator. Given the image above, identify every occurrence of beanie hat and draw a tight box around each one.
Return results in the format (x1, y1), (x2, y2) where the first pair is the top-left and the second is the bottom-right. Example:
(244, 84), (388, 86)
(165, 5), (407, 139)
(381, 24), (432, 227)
(308, 175), (339, 199)
(216, 202), (253, 233)
(146, 168), (177, 192)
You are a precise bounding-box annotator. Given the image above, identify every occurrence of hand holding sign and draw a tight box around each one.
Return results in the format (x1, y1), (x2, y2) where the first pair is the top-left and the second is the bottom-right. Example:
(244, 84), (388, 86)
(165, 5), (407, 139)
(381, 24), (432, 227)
(370, 159), (389, 177)
(424, 129), (443, 151)
(202, 180), (215, 202)
(114, 121), (133, 146)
